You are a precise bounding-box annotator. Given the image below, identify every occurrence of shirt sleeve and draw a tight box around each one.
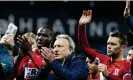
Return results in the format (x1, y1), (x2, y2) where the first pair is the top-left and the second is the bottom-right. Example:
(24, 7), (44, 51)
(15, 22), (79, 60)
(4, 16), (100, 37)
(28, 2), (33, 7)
(0, 44), (13, 80)
(125, 15), (133, 34)
(78, 24), (109, 64)
(123, 61), (132, 80)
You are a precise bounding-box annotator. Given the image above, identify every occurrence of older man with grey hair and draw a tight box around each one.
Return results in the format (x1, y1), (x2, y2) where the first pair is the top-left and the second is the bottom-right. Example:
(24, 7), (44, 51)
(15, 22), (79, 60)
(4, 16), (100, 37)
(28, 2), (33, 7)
(35, 34), (88, 80)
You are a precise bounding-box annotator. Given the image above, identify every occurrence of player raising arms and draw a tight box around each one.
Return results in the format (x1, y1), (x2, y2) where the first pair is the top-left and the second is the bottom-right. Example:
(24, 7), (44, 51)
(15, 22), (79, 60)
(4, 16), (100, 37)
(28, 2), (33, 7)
(78, 10), (131, 80)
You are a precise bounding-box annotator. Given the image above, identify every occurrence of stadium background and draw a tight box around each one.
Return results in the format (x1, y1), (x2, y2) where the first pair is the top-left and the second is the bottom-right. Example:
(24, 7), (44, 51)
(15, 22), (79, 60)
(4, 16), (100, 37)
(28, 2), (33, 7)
(0, 1), (132, 57)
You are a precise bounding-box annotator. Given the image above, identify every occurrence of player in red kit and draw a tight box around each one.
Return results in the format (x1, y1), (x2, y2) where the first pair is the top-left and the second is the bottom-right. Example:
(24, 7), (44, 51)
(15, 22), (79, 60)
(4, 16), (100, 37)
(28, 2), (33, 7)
(78, 10), (131, 80)
(87, 57), (100, 80)
(12, 27), (54, 80)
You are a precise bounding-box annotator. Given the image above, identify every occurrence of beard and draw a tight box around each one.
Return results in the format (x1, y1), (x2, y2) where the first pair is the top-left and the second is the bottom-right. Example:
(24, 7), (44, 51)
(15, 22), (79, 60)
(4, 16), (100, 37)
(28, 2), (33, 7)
(107, 51), (120, 60)
(107, 46), (121, 57)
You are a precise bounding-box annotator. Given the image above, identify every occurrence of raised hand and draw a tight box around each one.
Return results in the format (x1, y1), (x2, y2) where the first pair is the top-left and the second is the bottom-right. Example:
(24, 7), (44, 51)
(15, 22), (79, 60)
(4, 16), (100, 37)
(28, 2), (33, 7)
(17, 35), (32, 55)
(79, 10), (92, 25)
(0, 34), (14, 46)
(124, 0), (130, 19)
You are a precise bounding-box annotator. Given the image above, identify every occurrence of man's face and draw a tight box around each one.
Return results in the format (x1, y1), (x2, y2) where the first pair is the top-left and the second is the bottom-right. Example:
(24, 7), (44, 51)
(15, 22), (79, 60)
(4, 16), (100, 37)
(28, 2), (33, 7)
(107, 36), (123, 57)
(53, 38), (70, 60)
(127, 49), (133, 62)
(86, 58), (98, 74)
(36, 28), (52, 49)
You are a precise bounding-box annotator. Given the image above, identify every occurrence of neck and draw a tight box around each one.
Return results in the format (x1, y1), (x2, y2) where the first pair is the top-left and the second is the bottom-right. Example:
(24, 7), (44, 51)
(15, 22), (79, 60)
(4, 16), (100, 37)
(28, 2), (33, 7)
(91, 70), (99, 78)
(111, 52), (124, 62)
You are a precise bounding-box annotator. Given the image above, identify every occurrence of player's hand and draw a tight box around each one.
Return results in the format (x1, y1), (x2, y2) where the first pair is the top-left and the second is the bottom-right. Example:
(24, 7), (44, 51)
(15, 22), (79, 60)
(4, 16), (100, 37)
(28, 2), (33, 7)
(79, 10), (92, 25)
(124, 0), (130, 19)
(41, 47), (55, 63)
(0, 34), (14, 46)
(17, 35), (32, 55)
(98, 63), (109, 77)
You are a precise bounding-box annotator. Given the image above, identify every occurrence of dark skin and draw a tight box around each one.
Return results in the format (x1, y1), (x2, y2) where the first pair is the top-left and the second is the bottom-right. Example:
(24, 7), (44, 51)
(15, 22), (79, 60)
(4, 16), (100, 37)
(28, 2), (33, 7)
(11, 28), (54, 80)
(36, 28), (54, 49)
(17, 27), (54, 57)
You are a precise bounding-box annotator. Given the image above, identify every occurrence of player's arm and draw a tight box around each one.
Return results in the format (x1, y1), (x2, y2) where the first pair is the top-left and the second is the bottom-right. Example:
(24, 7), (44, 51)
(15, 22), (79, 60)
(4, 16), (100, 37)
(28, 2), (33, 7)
(124, 0), (133, 34)
(125, 16), (133, 34)
(78, 10), (109, 62)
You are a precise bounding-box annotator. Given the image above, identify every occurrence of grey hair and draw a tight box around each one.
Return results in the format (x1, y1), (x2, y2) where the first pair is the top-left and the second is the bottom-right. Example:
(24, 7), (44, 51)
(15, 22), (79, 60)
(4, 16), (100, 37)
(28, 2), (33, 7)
(56, 34), (75, 52)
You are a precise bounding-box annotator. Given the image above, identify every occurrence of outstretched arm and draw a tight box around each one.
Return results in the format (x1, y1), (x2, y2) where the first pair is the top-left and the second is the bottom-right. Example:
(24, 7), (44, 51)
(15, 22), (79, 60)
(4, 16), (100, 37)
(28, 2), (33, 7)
(78, 10), (91, 48)
(124, 0), (133, 34)
(78, 10), (109, 63)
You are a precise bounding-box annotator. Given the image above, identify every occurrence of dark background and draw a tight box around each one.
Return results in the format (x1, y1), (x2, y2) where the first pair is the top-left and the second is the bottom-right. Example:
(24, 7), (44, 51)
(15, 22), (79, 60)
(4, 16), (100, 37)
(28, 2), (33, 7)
(0, 1), (132, 56)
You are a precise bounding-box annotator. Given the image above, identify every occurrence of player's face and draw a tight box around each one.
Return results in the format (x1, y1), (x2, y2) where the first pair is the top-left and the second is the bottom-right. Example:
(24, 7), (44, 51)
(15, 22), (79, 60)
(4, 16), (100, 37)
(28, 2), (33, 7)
(36, 28), (52, 49)
(107, 36), (122, 57)
(127, 49), (133, 62)
(86, 58), (98, 74)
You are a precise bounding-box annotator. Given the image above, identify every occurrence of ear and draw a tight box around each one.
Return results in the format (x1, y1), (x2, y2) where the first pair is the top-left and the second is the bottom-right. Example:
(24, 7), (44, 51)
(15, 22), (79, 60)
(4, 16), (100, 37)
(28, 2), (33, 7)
(121, 45), (126, 51)
(69, 49), (72, 54)
(68, 48), (72, 55)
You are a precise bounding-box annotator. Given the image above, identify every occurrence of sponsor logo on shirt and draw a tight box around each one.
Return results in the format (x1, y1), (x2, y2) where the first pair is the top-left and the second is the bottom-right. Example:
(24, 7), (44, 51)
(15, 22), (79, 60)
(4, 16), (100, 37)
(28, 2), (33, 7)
(24, 67), (38, 79)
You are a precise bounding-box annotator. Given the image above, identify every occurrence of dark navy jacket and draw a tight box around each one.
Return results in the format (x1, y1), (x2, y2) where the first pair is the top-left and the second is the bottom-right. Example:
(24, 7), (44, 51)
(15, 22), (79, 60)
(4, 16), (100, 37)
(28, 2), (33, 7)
(35, 52), (88, 80)
(125, 15), (133, 34)
(0, 43), (13, 80)
(125, 15), (133, 79)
